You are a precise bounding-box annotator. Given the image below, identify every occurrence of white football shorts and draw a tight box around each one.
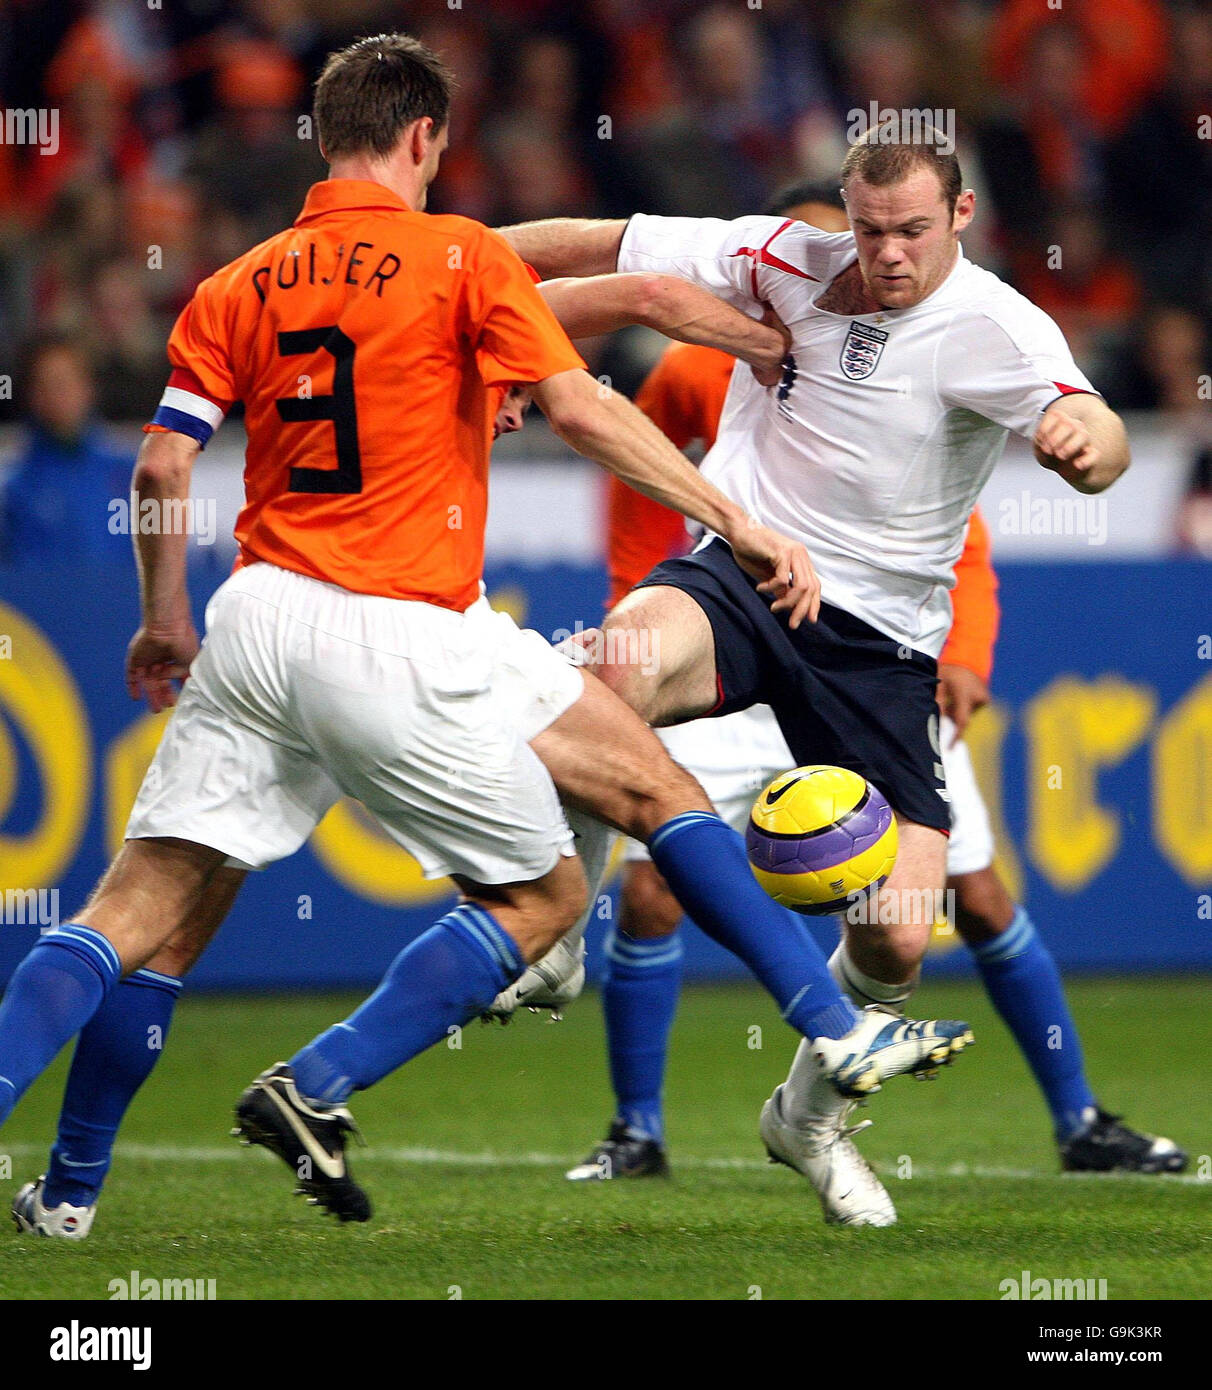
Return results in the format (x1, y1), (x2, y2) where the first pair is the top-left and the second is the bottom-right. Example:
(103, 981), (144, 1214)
(126, 562), (585, 884)
(938, 712), (995, 876)
(624, 705), (996, 877)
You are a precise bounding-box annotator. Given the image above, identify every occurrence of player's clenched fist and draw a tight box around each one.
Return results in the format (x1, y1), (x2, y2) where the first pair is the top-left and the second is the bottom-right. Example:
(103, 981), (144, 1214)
(728, 518), (821, 628)
(1034, 408), (1098, 477)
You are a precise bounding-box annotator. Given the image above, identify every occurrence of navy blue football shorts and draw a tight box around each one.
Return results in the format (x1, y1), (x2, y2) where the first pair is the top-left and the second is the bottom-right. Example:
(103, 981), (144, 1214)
(635, 538), (950, 832)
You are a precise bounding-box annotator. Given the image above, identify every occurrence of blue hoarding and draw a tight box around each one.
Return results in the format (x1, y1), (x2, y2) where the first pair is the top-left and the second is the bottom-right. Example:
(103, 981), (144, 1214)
(1, 557), (1209, 988)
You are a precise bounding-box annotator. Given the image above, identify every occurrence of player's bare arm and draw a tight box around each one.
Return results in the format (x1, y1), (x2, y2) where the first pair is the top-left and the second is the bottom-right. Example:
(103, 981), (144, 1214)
(1034, 394), (1130, 495)
(497, 217), (628, 279)
(126, 428), (201, 714)
(539, 273), (788, 384)
(531, 366), (820, 627)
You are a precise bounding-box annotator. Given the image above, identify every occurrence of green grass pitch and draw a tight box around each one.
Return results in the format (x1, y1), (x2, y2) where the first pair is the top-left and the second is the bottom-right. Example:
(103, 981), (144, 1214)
(0, 977), (1207, 1301)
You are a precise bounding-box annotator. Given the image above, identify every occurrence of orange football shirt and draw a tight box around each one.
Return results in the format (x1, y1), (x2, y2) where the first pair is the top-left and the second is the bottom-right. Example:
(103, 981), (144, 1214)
(152, 180), (585, 610)
(610, 342), (1000, 679)
(942, 506), (1000, 683)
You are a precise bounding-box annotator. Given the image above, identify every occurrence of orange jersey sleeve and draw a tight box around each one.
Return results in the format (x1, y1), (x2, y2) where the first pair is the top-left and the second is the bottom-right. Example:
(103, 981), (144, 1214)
(606, 342), (736, 610)
(164, 290), (238, 407)
(156, 180), (584, 610)
(941, 507), (1000, 683)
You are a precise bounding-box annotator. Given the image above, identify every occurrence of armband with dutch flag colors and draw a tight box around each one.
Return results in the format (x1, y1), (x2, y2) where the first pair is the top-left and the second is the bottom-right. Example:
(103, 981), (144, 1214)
(144, 368), (231, 449)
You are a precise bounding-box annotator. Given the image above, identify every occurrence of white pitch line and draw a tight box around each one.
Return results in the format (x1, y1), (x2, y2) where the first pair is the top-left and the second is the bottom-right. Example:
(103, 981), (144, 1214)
(2, 1142), (1205, 1185)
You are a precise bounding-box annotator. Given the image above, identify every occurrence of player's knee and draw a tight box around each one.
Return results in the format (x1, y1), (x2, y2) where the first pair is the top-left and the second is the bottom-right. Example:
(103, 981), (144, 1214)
(620, 862), (682, 938)
(885, 926), (929, 975)
(586, 649), (651, 720)
(578, 738), (710, 843)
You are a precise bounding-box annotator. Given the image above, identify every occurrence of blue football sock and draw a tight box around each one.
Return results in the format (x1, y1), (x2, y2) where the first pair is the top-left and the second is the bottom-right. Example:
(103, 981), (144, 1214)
(648, 813), (858, 1040)
(602, 928), (683, 1143)
(43, 968), (182, 1208)
(970, 906), (1097, 1141)
(291, 903), (525, 1105)
(0, 925), (122, 1126)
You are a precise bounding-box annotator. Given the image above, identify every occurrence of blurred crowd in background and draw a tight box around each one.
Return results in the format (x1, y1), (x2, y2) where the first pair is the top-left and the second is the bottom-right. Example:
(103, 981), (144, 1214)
(0, 0), (1210, 554)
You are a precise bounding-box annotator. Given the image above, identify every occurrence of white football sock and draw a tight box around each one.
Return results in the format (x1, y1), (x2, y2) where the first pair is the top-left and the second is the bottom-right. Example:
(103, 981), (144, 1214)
(829, 940), (917, 1010)
(779, 1038), (849, 1129)
(553, 805), (617, 955)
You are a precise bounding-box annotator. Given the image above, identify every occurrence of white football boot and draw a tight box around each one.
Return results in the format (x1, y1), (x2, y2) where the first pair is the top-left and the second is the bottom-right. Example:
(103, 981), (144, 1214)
(760, 1081), (896, 1227)
(813, 1003), (974, 1097)
(12, 1175), (96, 1240)
(485, 930), (586, 1021)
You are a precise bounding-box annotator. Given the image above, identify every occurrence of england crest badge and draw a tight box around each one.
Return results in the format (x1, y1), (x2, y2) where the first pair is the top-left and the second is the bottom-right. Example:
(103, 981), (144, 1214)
(839, 320), (888, 380)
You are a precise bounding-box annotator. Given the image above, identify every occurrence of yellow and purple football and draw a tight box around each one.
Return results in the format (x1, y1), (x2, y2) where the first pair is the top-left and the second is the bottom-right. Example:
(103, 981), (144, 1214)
(746, 765), (898, 915)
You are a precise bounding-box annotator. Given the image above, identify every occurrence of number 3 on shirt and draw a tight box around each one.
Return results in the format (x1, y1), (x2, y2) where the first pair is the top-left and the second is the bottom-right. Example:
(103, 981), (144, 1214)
(275, 326), (362, 494)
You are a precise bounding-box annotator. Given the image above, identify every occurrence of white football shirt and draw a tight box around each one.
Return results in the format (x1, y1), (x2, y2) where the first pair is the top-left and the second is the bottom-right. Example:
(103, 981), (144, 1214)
(618, 214), (1097, 656)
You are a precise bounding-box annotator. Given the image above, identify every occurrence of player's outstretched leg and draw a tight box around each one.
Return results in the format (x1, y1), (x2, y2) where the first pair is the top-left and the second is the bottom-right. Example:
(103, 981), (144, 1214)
(567, 859), (683, 1181)
(234, 855), (588, 1221)
(531, 668), (974, 1100)
(953, 867), (1187, 1174)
